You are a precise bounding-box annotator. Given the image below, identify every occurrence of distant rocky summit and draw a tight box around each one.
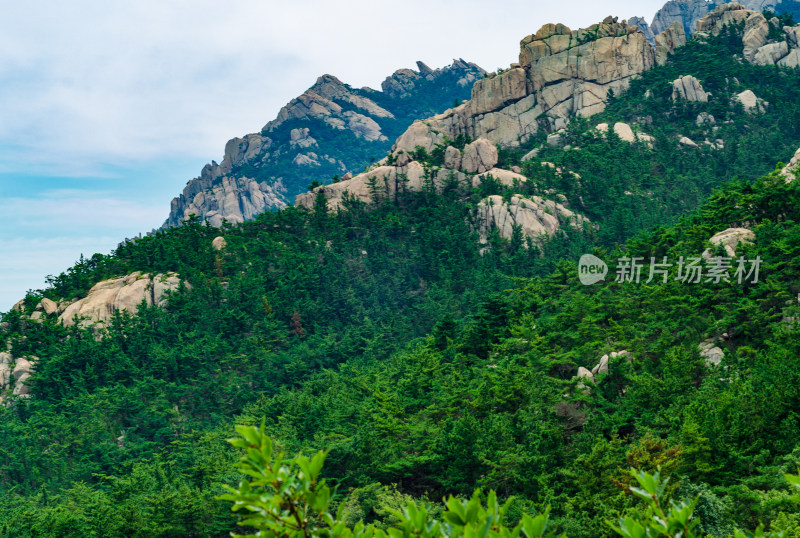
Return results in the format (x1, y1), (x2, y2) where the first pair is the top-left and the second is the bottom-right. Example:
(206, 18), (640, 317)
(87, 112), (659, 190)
(649, 0), (798, 37)
(163, 60), (484, 228)
(696, 3), (800, 67)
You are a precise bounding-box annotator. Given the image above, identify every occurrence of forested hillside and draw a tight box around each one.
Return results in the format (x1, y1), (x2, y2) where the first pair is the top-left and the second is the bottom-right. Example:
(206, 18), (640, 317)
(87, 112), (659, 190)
(3, 16), (800, 538)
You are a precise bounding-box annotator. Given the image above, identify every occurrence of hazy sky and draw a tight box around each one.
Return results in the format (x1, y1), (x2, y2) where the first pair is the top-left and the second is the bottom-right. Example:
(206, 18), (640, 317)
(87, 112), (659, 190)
(1, 0), (669, 309)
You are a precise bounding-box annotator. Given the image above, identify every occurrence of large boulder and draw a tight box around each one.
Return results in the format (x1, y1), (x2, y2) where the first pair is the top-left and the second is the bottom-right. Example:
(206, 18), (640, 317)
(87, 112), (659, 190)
(36, 298), (58, 316)
(655, 22), (687, 65)
(754, 41), (790, 65)
(699, 340), (724, 366)
(702, 227), (755, 258)
(672, 75), (709, 102)
(460, 139), (498, 173)
(212, 236), (227, 251)
(735, 89), (767, 113)
(58, 272), (185, 328)
(0, 352), (11, 389)
(743, 13), (770, 62)
(444, 146), (462, 169)
(781, 146), (800, 180)
(696, 4), (756, 34)
(476, 194), (589, 247)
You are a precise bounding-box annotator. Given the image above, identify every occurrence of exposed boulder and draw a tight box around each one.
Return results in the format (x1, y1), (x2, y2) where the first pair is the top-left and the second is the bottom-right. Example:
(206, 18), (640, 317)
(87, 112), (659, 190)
(699, 340), (724, 366)
(461, 138), (498, 173)
(655, 22), (687, 65)
(36, 298), (58, 316)
(58, 272), (186, 328)
(696, 112), (716, 126)
(679, 136), (700, 148)
(735, 89), (767, 113)
(613, 122), (636, 143)
(754, 41), (789, 66)
(778, 48), (800, 68)
(702, 227), (755, 258)
(573, 366), (595, 394)
(781, 146), (800, 180)
(443, 146), (462, 169)
(0, 353), (11, 389)
(629, 16), (655, 42)
(672, 75), (709, 102)
(212, 236), (227, 251)
(7, 356), (36, 398)
(743, 12), (770, 61)
(696, 4), (756, 35)
(592, 355), (610, 375)
(472, 168), (528, 188)
(476, 194), (589, 248)
(597, 122), (653, 144)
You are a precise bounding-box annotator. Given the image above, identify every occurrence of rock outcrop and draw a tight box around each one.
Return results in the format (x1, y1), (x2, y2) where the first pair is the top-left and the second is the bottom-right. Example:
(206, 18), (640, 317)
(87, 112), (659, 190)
(629, 16), (656, 43)
(460, 139), (498, 174)
(476, 194), (590, 247)
(389, 17), (665, 153)
(699, 340), (724, 366)
(596, 122), (655, 144)
(651, 0), (724, 36)
(735, 89), (767, 113)
(650, 0), (781, 37)
(696, 3), (800, 68)
(672, 75), (709, 102)
(781, 146), (800, 179)
(655, 22), (688, 65)
(164, 60), (484, 229)
(0, 352), (35, 400)
(702, 227), (755, 258)
(59, 272), (185, 328)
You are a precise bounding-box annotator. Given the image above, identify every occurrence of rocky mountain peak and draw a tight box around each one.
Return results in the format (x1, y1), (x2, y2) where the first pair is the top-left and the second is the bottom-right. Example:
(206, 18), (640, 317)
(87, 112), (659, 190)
(388, 15), (677, 155)
(163, 59), (485, 229)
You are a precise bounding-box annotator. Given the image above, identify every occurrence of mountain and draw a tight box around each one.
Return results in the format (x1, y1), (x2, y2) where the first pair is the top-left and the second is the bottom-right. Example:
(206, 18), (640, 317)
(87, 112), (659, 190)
(163, 60), (484, 228)
(8, 4), (800, 536)
(649, 0), (800, 36)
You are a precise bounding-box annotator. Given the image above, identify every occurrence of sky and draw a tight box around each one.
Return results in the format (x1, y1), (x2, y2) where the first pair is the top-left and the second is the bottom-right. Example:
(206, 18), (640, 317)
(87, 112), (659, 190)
(0, 0), (669, 310)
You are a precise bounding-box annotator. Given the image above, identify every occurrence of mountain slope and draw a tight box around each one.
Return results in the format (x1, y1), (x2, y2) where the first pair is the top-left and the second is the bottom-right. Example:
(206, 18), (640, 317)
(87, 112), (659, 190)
(6, 6), (800, 537)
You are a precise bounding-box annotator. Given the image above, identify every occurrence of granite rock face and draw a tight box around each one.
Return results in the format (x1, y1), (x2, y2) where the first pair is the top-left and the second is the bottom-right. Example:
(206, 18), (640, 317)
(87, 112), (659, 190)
(702, 227), (755, 258)
(475, 194), (590, 247)
(164, 60), (484, 228)
(628, 16), (656, 42)
(649, 0), (781, 37)
(655, 22), (687, 65)
(59, 272), (186, 329)
(672, 75), (709, 102)
(695, 3), (800, 68)
(0, 352), (36, 400)
(388, 17), (667, 154)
